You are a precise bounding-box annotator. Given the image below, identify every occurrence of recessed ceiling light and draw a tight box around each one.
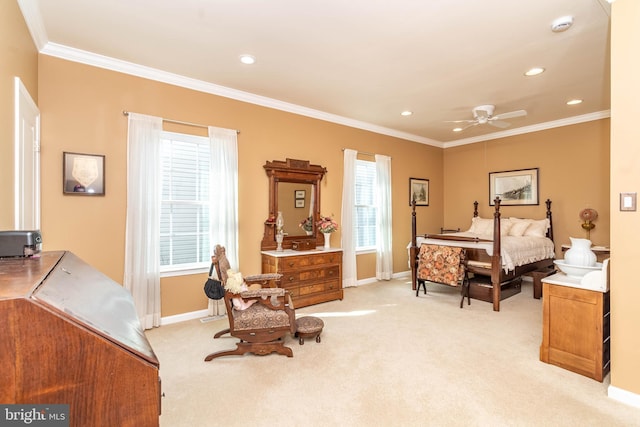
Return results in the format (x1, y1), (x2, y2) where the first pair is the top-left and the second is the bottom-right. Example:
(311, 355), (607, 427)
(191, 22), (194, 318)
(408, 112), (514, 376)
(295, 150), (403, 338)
(525, 67), (545, 77)
(551, 16), (574, 33)
(401, 111), (413, 116)
(567, 99), (583, 105)
(453, 127), (463, 132)
(239, 55), (255, 65)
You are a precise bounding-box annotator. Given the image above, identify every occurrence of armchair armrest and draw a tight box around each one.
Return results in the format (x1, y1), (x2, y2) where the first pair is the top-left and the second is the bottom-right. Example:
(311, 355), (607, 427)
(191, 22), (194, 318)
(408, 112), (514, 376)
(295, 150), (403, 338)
(240, 287), (290, 308)
(244, 273), (283, 288)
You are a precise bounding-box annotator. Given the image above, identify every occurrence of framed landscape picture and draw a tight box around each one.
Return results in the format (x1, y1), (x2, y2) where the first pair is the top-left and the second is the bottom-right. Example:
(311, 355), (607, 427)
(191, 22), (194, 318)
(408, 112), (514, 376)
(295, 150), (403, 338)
(489, 168), (538, 206)
(409, 177), (429, 206)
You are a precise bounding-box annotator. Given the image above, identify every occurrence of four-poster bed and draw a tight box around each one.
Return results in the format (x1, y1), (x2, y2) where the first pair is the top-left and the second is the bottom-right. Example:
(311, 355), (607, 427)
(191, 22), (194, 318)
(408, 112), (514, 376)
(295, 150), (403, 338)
(410, 198), (556, 311)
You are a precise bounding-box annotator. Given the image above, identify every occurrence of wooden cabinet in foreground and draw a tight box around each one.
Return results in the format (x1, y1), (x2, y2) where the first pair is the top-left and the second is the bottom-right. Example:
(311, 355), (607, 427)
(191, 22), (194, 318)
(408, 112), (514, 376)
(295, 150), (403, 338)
(261, 248), (343, 308)
(540, 274), (610, 382)
(0, 251), (161, 426)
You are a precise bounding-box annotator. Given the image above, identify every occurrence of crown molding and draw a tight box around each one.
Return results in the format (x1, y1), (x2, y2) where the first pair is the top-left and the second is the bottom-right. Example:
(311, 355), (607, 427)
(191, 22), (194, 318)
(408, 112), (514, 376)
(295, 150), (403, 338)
(39, 42), (444, 148)
(443, 110), (611, 148)
(16, 0), (47, 50)
(35, 42), (606, 151)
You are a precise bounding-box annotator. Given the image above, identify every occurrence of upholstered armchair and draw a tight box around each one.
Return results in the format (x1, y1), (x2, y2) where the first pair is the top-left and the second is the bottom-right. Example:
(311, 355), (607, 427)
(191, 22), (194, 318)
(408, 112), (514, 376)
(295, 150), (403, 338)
(204, 245), (296, 361)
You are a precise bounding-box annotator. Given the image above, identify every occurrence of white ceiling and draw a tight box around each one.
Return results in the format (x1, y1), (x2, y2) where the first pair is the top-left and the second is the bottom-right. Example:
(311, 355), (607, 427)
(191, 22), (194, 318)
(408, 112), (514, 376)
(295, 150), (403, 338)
(18, 0), (612, 148)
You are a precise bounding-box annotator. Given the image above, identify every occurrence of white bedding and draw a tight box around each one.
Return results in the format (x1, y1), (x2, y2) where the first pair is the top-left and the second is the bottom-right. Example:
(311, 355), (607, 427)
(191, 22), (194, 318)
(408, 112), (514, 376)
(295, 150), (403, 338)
(410, 231), (555, 272)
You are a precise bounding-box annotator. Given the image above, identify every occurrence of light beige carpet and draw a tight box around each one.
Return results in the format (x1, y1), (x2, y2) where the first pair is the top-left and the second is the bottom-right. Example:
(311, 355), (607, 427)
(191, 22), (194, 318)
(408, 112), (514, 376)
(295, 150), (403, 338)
(146, 279), (639, 427)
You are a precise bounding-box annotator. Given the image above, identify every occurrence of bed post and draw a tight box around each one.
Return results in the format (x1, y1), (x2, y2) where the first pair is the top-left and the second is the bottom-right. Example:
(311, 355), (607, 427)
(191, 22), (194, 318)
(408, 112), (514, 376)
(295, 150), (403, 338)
(491, 197), (502, 311)
(410, 198), (418, 291)
(545, 199), (554, 242)
(473, 201), (479, 218)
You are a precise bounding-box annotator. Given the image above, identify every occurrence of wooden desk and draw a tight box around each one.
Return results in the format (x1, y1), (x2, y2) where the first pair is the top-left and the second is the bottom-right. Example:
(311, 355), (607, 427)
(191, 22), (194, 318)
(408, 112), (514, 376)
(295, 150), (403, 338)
(539, 273), (610, 382)
(0, 251), (161, 426)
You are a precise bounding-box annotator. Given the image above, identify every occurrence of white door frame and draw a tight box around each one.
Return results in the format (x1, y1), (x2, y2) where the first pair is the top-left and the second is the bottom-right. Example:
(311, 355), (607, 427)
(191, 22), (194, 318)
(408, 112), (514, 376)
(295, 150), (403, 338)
(14, 77), (41, 230)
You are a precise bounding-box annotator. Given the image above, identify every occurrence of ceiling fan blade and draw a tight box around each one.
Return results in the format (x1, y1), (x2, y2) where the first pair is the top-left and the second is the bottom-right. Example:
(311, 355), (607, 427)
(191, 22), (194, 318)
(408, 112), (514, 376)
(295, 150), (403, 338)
(451, 122), (479, 132)
(492, 109), (527, 120)
(488, 120), (511, 129)
(444, 119), (475, 123)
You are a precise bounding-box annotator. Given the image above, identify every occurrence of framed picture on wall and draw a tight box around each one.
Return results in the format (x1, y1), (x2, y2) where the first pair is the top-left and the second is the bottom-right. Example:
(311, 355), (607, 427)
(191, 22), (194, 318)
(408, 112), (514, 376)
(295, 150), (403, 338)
(295, 190), (306, 199)
(63, 152), (105, 196)
(489, 168), (538, 206)
(409, 177), (429, 206)
(295, 199), (305, 208)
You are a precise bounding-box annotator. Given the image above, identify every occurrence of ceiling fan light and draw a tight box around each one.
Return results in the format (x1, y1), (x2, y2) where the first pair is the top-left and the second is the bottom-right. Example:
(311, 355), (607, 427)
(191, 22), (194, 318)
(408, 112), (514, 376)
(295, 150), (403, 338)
(453, 127), (463, 132)
(401, 110), (413, 116)
(525, 67), (545, 77)
(567, 99), (583, 105)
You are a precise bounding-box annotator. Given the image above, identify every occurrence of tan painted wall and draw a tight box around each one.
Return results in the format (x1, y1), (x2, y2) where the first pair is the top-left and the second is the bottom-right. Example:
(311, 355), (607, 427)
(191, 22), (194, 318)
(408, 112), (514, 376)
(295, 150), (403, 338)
(37, 55), (443, 316)
(6, 0), (640, 401)
(610, 0), (640, 396)
(443, 120), (611, 255)
(0, 0), (38, 229)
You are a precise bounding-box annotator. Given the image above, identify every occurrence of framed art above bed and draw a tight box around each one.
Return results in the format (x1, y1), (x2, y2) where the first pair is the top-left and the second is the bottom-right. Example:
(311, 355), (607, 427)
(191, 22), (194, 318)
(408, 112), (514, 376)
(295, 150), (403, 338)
(489, 168), (538, 206)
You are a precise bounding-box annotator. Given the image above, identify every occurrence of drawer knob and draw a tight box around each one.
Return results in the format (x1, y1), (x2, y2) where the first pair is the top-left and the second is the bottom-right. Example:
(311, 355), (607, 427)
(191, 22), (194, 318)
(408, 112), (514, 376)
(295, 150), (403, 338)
(288, 276), (294, 282)
(288, 262), (295, 267)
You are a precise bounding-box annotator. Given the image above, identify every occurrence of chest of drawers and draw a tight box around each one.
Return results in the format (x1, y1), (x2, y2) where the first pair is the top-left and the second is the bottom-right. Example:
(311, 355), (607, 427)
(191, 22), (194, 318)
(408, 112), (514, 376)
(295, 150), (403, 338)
(261, 248), (343, 308)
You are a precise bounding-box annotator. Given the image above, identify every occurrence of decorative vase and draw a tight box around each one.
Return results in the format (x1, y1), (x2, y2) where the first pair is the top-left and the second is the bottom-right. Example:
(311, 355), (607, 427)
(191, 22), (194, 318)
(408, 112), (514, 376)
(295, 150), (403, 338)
(276, 211), (284, 234)
(323, 232), (331, 249)
(564, 237), (596, 267)
(305, 230), (313, 236)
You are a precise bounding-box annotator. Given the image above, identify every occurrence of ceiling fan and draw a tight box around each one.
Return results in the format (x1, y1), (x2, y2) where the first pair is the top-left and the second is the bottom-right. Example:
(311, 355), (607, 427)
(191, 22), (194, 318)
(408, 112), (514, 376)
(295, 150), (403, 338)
(447, 105), (527, 131)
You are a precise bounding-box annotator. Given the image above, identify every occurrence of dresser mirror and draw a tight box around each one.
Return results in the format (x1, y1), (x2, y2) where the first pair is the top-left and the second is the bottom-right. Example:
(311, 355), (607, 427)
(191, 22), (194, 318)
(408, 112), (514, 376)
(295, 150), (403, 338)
(261, 159), (327, 250)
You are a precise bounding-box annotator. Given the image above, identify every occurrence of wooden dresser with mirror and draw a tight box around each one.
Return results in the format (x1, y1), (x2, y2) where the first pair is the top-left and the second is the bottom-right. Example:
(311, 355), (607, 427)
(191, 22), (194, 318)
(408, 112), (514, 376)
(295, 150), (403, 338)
(260, 158), (343, 307)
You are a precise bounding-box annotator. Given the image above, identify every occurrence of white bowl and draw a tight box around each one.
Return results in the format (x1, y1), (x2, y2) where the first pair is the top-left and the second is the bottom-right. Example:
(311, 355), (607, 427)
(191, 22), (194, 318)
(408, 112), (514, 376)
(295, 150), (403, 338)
(554, 260), (603, 278)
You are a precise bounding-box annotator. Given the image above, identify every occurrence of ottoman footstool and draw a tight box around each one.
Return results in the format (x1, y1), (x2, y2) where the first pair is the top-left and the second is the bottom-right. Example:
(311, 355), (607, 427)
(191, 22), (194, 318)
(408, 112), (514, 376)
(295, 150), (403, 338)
(295, 316), (324, 345)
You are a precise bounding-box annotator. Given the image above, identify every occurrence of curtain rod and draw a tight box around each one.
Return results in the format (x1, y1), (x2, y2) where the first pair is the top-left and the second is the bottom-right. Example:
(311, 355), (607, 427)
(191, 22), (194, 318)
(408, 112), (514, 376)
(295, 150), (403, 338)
(123, 111), (239, 134)
(341, 148), (391, 159)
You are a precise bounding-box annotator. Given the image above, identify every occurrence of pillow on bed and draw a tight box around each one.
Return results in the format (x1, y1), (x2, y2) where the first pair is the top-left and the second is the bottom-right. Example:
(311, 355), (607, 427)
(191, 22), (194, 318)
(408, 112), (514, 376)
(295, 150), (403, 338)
(508, 220), (531, 237)
(523, 218), (550, 237)
(468, 217), (512, 236)
(468, 217), (493, 236)
(509, 217), (550, 238)
(500, 218), (513, 236)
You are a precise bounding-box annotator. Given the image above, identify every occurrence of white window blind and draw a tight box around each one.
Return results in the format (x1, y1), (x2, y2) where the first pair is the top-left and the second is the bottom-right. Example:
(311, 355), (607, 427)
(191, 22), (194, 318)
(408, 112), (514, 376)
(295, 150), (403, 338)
(159, 132), (210, 271)
(355, 159), (377, 250)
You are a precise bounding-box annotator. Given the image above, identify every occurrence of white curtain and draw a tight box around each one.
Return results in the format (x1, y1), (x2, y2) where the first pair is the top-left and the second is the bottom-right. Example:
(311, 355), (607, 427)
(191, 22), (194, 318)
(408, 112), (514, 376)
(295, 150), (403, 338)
(375, 154), (393, 280)
(207, 126), (238, 315)
(341, 149), (358, 288)
(124, 113), (163, 330)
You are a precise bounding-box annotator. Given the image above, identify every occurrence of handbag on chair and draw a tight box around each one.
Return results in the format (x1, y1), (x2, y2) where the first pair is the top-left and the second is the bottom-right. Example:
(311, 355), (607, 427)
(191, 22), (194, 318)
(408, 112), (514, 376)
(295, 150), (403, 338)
(204, 262), (225, 300)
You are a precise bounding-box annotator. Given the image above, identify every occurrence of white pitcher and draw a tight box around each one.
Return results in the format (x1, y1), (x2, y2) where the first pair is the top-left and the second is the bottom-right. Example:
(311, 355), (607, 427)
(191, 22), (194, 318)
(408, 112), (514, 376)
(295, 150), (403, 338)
(564, 237), (597, 267)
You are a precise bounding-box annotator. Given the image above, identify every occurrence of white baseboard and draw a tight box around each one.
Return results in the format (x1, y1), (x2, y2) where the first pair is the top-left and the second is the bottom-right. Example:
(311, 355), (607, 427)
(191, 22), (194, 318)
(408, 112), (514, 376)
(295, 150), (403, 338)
(608, 385), (640, 408)
(161, 309), (209, 325)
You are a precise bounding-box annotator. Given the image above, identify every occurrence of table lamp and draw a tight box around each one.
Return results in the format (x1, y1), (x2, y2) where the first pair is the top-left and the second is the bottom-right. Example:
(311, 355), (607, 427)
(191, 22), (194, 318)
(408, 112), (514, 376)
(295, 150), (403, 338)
(579, 208), (598, 240)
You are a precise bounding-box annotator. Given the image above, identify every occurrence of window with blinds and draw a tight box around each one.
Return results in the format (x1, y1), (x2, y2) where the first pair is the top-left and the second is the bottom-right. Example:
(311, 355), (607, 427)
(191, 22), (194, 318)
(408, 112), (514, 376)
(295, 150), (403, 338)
(160, 132), (210, 272)
(355, 159), (377, 250)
